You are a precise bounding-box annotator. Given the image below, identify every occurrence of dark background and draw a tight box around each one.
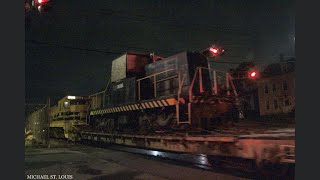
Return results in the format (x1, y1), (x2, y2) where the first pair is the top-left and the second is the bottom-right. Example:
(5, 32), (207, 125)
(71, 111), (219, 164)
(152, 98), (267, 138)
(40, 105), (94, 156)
(25, 0), (295, 103)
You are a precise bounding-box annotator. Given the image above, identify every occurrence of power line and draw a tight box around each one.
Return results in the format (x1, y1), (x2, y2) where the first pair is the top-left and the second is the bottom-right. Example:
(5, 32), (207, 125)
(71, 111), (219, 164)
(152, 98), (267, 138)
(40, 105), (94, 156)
(69, 8), (257, 39)
(26, 39), (254, 57)
(26, 39), (273, 66)
(26, 40), (123, 55)
(95, 8), (258, 35)
(25, 39), (181, 55)
(25, 39), (259, 65)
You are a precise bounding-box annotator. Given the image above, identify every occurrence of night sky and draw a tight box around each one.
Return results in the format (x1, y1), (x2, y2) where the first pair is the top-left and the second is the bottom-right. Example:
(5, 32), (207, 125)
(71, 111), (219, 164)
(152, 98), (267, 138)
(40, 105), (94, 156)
(25, 0), (295, 103)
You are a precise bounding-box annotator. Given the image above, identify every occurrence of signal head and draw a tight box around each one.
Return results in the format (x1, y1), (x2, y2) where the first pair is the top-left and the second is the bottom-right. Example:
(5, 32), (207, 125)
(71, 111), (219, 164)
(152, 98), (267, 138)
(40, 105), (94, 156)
(248, 70), (258, 79)
(209, 47), (219, 55)
(202, 45), (225, 58)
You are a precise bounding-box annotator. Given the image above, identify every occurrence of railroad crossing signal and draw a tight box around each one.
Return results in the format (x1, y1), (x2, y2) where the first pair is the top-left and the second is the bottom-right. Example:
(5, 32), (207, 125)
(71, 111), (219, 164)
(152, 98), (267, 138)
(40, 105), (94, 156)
(209, 47), (225, 56)
(201, 45), (226, 58)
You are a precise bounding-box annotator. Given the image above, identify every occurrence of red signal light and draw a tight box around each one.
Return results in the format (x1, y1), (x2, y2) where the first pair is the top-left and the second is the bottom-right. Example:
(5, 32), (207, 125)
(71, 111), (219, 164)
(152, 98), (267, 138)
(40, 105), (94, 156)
(250, 72), (256, 77)
(248, 70), (258, 79)
(210, 48), (219, 54)
(202, 45), (225, 58)
(38, 0), (49, 4)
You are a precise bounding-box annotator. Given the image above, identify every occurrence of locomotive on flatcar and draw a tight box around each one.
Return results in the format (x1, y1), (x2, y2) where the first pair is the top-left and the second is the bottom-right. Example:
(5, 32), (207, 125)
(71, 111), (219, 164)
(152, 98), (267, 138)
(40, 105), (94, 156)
(88, 49), (239, 134)
(45, 47), (294, 176)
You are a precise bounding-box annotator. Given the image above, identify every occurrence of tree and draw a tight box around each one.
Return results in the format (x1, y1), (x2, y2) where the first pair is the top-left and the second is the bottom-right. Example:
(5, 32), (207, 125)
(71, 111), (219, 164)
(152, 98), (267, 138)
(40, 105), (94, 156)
(229, 61), (257, 95)
(229, 62), (259, 118)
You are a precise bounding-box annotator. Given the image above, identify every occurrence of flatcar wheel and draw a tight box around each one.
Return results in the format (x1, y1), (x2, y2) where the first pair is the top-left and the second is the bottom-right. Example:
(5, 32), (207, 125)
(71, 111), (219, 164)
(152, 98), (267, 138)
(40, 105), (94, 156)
(257, 160), (289, 177)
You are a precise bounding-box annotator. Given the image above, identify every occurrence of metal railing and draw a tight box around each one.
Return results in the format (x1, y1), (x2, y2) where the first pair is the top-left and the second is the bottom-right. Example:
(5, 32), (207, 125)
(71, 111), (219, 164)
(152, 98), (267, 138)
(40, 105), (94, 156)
(89, 78), (111, 110)
(88, 67), (239, 127)
(136, 68), (180, 101)
(188, 67), (238, 103)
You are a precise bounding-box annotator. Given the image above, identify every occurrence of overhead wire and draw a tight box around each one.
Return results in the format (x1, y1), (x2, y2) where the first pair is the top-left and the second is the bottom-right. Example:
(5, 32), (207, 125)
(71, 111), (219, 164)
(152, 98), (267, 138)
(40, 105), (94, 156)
(26, 39), (284, 67)
(26, 7), (270, 74)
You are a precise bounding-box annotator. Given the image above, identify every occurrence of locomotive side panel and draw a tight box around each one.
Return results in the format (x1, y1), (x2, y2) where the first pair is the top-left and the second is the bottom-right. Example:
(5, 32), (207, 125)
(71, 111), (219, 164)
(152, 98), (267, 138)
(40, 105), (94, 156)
(110, 77), (137, 107)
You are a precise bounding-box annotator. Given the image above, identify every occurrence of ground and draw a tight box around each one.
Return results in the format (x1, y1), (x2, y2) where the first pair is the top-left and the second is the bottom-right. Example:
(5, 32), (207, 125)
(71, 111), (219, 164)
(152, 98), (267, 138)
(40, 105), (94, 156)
(25, 140), (248, 180)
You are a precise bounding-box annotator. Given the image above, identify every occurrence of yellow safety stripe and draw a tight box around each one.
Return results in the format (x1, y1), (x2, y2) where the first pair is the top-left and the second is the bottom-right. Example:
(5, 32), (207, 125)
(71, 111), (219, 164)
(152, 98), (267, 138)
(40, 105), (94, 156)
(90, 98), (178, 115)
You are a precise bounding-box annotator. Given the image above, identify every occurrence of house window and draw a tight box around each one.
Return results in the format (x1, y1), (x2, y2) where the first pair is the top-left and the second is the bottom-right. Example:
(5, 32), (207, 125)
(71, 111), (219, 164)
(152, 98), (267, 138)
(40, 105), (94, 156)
(266, 101), (270, 110)
(285, 99), (290, 106)
(274, 100), (278, 109)
(272, 84), (276, 92)
(283, 81), (288, 91)
(264, 84), (269, 94)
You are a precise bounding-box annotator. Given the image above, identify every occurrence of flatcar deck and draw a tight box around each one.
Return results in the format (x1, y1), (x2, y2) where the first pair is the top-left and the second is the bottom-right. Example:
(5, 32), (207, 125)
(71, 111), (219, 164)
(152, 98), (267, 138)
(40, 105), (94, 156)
(78, 121), (295, 166)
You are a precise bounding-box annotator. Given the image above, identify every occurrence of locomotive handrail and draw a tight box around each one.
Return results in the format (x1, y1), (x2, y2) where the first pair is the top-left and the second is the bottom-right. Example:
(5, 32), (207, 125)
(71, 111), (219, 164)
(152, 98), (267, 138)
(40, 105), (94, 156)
(197, 67), (227, 73)
(136, 68), (177, 81)
(188, 67), (199, 102)
(178, 73), (185, 96)
(89, 91), (104, 97)
(88, 78), (111, 109)
(188, 67), (238, 103)
(137, 68), (178, 100)
(228, 74), (238, 97)
(153, 75), (178, 84)
(89, 91), (104, 110)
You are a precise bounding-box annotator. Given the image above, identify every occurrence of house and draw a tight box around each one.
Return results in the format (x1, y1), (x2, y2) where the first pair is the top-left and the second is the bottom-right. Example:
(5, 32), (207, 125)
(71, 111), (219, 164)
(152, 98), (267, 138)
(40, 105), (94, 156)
(257, 61), (295, 116)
